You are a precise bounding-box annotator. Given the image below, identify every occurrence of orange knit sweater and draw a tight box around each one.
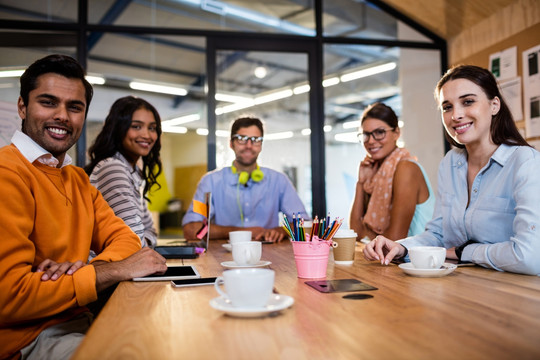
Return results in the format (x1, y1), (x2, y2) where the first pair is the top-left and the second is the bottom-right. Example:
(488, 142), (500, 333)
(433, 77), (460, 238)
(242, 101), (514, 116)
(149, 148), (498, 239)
(0, 145), (141, 359)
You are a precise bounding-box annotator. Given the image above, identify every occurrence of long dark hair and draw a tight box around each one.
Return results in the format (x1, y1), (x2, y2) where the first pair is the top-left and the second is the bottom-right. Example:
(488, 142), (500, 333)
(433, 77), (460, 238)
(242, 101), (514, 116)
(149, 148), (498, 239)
(435, 65), (529, 148)
(85, 96), (162, 200)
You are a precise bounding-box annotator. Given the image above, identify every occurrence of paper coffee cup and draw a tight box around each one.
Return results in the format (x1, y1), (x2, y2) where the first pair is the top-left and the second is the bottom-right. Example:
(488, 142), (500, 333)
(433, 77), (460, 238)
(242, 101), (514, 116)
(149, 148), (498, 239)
(332, 228), (357, 265)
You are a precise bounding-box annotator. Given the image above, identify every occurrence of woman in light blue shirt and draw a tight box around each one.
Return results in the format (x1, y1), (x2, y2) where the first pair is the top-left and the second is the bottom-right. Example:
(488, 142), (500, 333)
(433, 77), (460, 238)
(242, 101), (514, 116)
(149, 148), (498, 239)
(364, 65), (540, 276)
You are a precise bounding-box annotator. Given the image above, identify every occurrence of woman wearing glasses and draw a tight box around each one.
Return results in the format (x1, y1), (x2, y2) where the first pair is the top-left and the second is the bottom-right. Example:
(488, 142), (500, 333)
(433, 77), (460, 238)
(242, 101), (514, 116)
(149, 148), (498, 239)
(350, 102), (435, 240)
(85, 96), (162, 249)
(364, 65), (540, 275)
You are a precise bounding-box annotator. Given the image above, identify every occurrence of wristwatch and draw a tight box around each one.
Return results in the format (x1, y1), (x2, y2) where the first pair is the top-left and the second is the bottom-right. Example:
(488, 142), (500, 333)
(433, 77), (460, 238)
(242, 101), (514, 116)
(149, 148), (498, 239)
(455, 240), (478, 261)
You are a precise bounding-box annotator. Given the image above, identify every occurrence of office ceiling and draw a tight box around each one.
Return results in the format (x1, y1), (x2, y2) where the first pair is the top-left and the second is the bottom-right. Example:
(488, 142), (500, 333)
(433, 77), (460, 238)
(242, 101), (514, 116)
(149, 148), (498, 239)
(0, 0), (518, 134)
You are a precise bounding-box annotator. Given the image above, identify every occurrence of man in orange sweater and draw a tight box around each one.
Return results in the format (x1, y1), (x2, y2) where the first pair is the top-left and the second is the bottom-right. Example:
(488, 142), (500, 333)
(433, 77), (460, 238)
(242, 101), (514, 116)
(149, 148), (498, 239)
(0, 54), (167, 360)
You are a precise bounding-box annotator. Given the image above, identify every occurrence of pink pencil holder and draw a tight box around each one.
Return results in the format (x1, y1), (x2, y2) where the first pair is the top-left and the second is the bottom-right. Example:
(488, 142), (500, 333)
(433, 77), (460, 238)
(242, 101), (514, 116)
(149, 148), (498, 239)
(291, 237), (332, 279)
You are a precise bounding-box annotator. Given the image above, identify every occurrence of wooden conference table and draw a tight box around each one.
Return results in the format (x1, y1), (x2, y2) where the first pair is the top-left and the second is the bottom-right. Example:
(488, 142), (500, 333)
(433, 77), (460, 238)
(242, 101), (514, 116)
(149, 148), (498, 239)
(73, 240), (540, 360)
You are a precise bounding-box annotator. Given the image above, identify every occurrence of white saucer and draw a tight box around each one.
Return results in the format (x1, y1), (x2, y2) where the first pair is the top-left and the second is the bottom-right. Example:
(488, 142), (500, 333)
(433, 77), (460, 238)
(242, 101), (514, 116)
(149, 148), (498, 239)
(221, 260), (272, 269)
(398, 262), (457, 278)
(222, 243), (232, 252)
(210, 294), (294, 318)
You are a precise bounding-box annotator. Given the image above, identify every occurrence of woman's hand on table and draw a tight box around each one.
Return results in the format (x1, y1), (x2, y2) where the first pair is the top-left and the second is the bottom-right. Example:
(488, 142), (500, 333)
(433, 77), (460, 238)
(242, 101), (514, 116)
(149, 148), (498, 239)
(36, 259), (85, 281)
(363, 235), (406, 265)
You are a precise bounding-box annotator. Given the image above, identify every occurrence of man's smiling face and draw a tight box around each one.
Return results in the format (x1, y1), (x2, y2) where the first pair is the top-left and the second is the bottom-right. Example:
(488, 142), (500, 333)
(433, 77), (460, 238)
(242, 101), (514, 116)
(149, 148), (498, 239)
(18, 73), (87, 165)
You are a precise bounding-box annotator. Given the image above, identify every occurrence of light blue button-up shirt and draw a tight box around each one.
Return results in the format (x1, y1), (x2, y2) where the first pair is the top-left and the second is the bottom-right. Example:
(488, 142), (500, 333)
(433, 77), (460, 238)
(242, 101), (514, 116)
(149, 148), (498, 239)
(182, 166), (308, 228)
(400, 144), (540, 275)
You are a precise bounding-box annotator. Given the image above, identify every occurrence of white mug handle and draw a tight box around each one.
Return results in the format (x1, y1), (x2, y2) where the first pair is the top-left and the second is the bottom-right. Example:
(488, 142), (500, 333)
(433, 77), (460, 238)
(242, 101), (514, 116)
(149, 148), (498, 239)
(214, 277), (229, 300)
(245, 248), (254, 263)
(429, 255), (437, 268)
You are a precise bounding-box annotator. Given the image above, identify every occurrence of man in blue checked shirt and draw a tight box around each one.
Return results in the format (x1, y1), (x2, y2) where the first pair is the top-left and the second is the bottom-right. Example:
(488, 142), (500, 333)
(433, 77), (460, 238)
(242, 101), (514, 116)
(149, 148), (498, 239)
(182, 116), (308, 243)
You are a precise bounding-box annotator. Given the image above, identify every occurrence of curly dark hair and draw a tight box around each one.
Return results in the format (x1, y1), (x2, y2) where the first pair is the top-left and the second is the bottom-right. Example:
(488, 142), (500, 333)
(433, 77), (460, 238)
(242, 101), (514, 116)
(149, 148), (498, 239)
(435, 64), (529, 148)
(85, 96), (162, 200)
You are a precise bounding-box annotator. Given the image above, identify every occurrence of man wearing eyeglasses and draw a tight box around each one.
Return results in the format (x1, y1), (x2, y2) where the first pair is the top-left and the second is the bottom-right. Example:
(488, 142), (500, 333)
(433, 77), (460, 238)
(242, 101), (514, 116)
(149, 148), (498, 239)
(182, 116), (308, 242)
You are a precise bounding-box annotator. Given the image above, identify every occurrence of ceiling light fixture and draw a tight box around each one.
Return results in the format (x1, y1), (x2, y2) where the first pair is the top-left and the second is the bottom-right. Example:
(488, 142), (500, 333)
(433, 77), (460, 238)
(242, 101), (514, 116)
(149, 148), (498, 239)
(0, 69), (24, 78)
(129, 81), (188, 96)
(86, 75), (105, 85)
(340, 62), (397, 83)
(215, 93), (252, 103)
(196, 128), (209, 136)
(293, 84), (310, 94)
(162, 113), (201, 127)
(216, 130), (230, 137)
(322, 77), (340, 87)
(254, 66), (267, 79)
(254, 89), (293, 105)
(265, 131), (294, 140)
(162, 125), (188, 134)
(216, 100), (255, 115)
(334, 132), (359, 143)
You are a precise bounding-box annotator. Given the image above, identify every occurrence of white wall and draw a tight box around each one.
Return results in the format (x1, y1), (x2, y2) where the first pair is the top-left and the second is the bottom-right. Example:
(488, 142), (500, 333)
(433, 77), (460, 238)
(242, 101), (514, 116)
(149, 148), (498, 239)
(398, 23), (445, 192)
(325, 141), (365, 227)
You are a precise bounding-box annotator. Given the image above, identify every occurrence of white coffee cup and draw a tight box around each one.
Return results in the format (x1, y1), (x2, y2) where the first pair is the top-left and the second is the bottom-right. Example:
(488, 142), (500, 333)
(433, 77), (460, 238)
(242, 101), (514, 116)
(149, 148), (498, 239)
(214, 268), (275, 308)
(409, 246), (446, 269)
(232, 241), (262, 265)
(229, 231), (252, 244)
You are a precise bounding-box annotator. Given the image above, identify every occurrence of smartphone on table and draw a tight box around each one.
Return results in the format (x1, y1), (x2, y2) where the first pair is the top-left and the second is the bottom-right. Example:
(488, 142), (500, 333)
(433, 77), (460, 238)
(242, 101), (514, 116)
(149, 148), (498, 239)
(171, 277), (218, 288)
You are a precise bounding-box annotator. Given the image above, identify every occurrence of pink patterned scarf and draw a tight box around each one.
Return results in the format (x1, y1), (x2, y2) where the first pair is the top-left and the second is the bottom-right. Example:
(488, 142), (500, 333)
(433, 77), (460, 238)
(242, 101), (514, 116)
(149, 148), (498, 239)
(363, 147), (414, 235)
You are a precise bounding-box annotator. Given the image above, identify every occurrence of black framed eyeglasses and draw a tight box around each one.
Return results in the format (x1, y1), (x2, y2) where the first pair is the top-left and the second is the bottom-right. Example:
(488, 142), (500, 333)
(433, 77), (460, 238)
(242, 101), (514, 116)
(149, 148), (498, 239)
(232, 134), (264, 145)
(357, 127), (395, 143)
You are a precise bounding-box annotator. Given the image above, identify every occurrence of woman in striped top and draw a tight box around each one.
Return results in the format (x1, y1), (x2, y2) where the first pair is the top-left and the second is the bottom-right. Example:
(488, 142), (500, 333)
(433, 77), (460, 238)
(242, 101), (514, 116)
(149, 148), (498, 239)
(85, 96), (162, 248)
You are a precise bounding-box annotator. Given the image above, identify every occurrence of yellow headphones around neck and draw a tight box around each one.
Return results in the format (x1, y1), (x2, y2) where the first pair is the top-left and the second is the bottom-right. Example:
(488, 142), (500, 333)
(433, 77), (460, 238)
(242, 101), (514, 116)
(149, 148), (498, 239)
(231, 162), (264, 185)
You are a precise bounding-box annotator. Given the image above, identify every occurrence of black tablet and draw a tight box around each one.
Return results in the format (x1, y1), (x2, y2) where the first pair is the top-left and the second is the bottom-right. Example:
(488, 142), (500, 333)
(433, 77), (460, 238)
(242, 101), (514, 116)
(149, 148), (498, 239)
(155, 245), (199, 259)
(132, 265), (201, 281)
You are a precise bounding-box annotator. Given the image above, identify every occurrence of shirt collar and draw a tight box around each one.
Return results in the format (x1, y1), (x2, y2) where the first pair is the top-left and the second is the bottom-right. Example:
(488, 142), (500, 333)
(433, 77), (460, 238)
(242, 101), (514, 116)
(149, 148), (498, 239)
(490, 143), (514, 167)
(453, 143), (515, 169)
(11, 130), (72, 168)
(113, 151), (142, 179)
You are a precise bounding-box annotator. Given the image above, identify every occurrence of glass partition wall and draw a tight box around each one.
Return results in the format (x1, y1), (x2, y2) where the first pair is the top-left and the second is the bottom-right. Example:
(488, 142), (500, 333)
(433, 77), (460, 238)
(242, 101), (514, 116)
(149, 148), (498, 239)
(0, 0), (446, 230)
(215, 50), (312, 214)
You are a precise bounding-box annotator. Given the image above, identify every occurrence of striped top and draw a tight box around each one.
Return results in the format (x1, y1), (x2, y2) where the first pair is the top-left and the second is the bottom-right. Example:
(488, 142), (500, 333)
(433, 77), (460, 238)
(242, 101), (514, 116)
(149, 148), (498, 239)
(89, 152), (157, 248)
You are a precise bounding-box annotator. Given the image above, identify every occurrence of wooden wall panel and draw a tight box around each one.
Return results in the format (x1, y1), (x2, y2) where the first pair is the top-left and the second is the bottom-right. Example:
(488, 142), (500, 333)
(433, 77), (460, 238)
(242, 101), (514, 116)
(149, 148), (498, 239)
(449, 0), (540, 64)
